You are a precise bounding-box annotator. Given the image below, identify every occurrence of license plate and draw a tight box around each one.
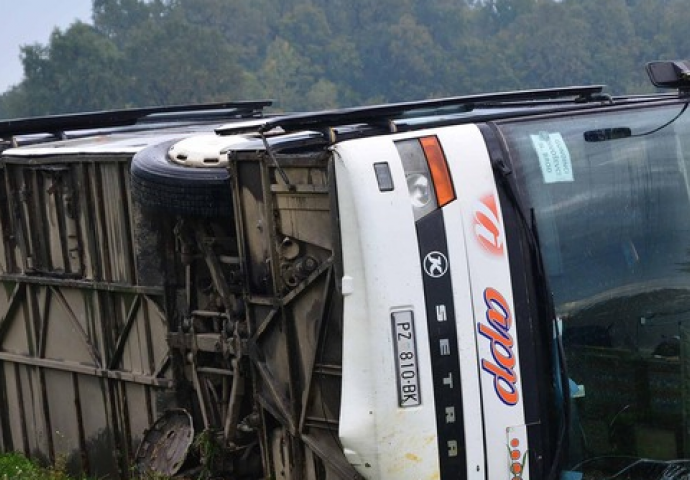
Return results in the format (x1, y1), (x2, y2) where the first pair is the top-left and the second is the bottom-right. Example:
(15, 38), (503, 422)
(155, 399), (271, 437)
(392, 311), (421, 407)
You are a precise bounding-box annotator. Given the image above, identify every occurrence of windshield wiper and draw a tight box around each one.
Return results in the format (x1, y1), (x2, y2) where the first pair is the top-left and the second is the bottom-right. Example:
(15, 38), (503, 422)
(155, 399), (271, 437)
(528, 208), (571, 480)
(487, 130), (571, 480)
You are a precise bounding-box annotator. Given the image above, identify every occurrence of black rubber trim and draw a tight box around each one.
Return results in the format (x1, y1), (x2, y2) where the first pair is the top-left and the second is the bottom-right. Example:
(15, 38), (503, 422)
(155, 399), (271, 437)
(130, 139), (233, 217)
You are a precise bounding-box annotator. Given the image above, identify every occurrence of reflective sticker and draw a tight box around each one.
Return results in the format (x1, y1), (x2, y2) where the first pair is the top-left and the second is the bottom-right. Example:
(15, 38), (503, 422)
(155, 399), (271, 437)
(530, 131), (574, 183)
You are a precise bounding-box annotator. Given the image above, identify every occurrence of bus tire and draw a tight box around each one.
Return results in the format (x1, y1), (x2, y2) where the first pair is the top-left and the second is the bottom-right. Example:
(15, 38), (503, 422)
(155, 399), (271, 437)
(130, 139), (233, 217)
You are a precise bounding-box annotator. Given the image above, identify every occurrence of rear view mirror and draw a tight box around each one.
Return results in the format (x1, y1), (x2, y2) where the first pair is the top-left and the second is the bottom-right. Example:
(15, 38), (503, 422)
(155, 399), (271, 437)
(646, 60), (690, 89)
(584, 127), (632, 142)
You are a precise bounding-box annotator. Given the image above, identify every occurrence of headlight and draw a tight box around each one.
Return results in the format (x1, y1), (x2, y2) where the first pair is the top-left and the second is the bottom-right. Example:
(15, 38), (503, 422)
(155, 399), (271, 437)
(396, 135), (455, 221)
(407, 173), (433, 208)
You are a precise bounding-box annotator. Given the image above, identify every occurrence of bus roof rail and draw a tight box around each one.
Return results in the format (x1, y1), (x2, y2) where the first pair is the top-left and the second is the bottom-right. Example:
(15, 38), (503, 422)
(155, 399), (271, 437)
(0, 100), (273, 140)
(217, 85), (604, 137)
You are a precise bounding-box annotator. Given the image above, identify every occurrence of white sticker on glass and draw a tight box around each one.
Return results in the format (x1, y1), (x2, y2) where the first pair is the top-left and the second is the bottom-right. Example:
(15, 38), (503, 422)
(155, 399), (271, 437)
(530, 131), (574, 183)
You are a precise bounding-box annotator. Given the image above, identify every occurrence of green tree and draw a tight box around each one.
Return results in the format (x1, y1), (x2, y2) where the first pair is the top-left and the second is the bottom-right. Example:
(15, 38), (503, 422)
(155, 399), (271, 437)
(175, 0), (278, 71)
(497, 2), (593, 89)
(259, 37), (320, 111)
(4, 22), (125, 116)
(565, 0), (640, 93)
(655, 1), (690, 62)
(92, 0), (167, 47)
(378, 13), (442, 101)
(476, 0), (538, 30)
(277, 3), (363, 105)
(4, 0), (689, 118)
(305, 78), (340, 110)
(120, 8), (245, 106)
(1, 1), (247, 117)
(278, 4), (331, 72)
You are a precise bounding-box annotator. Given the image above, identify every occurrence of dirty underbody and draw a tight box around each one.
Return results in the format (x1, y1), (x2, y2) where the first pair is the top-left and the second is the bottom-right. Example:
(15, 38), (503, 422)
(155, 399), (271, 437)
(0, 143), (356, 479)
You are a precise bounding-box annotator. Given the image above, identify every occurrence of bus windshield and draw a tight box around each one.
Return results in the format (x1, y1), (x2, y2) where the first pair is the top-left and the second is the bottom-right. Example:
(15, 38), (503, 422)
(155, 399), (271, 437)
(501, 102), (690, 479)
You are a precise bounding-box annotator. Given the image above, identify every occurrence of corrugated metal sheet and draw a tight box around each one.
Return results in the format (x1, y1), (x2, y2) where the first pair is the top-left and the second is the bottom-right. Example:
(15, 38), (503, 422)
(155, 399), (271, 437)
(0, 154), (173, 478)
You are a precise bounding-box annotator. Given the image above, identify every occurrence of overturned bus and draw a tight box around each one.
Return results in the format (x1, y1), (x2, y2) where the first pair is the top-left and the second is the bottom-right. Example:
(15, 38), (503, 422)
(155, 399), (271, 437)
(1, 61), (690, 479)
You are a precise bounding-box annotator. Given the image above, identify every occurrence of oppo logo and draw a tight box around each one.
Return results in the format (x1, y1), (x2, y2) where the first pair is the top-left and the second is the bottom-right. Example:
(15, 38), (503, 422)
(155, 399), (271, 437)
(474, 194), (504, 256)
(478, 287), (519, 406)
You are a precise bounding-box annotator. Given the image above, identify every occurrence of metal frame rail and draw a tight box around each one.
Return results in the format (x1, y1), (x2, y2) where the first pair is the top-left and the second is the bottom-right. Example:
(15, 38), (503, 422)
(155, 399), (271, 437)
(217, 85), (607, 138)
(0, 100), (273, 141)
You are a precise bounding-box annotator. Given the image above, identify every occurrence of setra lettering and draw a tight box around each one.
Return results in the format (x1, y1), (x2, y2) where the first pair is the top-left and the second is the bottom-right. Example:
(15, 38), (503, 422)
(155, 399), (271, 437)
(478, 287), (519, 406)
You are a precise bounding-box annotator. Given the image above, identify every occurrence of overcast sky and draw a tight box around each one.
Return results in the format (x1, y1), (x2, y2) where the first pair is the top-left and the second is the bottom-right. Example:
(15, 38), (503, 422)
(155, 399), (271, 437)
(1, 0), (93, 92)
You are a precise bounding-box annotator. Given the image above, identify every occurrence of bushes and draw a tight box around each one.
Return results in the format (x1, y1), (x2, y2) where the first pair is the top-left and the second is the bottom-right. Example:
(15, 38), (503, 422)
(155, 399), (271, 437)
(0, 453), (41, 479)
(0, 453), (174, 479)
(0, 453), (83, 480)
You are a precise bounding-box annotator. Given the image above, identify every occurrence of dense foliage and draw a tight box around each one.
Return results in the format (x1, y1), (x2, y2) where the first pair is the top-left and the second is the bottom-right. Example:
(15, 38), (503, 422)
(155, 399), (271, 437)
(1, 0), (689, 118)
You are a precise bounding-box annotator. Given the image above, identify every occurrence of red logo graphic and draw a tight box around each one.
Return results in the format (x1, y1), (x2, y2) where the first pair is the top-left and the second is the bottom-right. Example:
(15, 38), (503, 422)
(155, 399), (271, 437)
(474, 194), (504, 256)
(478, 287), (519, 406)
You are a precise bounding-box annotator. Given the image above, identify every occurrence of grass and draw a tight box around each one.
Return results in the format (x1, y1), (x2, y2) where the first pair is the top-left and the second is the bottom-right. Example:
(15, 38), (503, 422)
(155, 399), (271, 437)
(0, 452), (74, 480)
(0, 453), (174, 480)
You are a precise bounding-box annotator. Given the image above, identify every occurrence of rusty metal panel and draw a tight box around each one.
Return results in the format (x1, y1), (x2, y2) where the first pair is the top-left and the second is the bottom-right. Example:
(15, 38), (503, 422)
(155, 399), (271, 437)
(74, 162), (97, 280)
(0, 282), (172, 476)
(0, 153), (174, 478)
(0, 157), (137, 283)
(0, 282), (32, 356)
(0, 165), (10, 275)
(73, 160), (136, 283)
(44, 370), (81, 461)
(77, 376), (119, 477)
(274, 164), (332, 251)
(0, 168), (20, 275)
(275, 192), (332, 250)
(95, 162), (135, 283)
(123, 382), (154, 448)
(0, 282), (172, 380)
(118, 295), (168, 375)
(2, 164), (80, 276)
(43, 287), (100, 365)
(15, 365), (50, 460)
(1, 363), (24, 452)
